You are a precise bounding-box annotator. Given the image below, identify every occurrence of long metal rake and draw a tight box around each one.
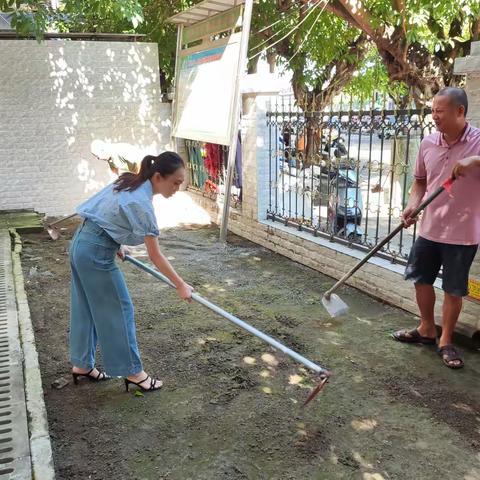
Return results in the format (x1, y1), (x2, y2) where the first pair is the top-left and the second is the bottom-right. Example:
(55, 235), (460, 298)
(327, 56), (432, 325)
(124, 254), (331, 406)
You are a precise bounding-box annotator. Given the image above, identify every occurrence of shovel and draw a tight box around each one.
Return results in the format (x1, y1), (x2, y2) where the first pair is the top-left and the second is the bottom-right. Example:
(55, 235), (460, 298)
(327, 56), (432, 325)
(322, 177), (455, 317)
(124, 254), (331, 406)
(45, 213), (77, 240)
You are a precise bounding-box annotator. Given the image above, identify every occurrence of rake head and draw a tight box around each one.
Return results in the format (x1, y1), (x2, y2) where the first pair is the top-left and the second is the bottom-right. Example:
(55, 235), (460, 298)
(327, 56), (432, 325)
(302, 372), (331, 407)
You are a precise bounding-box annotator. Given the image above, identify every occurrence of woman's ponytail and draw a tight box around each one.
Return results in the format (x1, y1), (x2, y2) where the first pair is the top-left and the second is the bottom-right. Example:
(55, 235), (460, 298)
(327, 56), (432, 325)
(114, 152), (184, 192)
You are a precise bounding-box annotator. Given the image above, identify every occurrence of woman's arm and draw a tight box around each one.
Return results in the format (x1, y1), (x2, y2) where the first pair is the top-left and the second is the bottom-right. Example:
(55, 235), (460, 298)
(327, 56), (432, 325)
(144, 236), (193, 301)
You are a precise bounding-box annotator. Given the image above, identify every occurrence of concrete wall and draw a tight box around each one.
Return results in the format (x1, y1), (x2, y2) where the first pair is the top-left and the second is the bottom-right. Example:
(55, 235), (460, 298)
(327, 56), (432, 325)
(188, 89), (480, 336)
(0, 39), (172, 215)
(455, 42), (480, 126)
(453, 40), (480, 331)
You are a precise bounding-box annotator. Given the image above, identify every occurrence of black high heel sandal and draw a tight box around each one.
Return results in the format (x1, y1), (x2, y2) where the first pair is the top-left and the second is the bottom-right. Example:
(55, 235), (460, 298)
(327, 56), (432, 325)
(72, 368), (110, 385)
(124, 375), (163, 393)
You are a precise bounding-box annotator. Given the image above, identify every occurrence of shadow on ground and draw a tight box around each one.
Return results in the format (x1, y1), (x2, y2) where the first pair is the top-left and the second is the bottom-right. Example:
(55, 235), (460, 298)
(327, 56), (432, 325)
(20, 220), (480, 480)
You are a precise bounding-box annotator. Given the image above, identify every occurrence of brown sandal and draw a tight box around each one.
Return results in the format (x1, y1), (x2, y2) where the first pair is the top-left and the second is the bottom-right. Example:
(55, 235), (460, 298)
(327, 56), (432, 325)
(392, 328), (436, 345)
(437, 345), (464, 369)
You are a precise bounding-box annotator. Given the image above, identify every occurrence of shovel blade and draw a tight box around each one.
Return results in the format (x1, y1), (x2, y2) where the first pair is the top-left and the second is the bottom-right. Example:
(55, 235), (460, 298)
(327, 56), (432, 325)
(47, 225), (61, 241)
(321, 293), (349, 318)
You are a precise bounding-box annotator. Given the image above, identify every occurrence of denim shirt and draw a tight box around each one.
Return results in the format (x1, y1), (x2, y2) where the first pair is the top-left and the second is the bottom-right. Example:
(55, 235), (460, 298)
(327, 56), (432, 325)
(76, 180), (160, 246)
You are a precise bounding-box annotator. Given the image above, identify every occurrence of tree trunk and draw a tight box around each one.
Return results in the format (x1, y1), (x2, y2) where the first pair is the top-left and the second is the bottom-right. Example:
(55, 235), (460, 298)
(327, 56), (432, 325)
(247, 55), (259, 74)
(266, 51), (277, 73)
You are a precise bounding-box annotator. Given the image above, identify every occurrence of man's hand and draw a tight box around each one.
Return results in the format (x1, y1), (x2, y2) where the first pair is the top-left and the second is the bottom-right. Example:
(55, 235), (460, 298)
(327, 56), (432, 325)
(401, 205), (419, 228)
(116, 246), (132, 261)
(451, 156), (480, 179)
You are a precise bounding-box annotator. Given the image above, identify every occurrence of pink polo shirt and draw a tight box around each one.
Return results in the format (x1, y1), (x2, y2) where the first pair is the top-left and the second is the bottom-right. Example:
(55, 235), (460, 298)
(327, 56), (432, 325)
(414, 123), (480, 245)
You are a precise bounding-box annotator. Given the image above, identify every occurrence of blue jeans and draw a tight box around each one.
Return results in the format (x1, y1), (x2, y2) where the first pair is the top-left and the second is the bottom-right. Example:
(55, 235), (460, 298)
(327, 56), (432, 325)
(69, 219), (143, 376)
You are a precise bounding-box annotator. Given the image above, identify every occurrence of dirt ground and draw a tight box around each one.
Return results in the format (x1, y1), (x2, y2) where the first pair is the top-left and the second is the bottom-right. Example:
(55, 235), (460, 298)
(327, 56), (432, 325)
(20, 219), (480, 480)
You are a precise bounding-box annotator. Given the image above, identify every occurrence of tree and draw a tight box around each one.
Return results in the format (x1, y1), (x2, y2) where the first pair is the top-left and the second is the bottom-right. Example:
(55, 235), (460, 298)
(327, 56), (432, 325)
(250, 1), (371, 110)
(251, 0), (480, 107)
(250, 1), (376, 162)
(319, 0), (480, 105)
(4, 0), (478, 106)
(137, 0), (195, 94)
(0, 0), (144, 37)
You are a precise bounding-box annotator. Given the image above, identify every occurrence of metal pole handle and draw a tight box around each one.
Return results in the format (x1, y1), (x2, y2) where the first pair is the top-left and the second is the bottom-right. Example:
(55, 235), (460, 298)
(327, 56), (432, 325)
(124, 254), (330, 377)
(47, 213), (77, 227)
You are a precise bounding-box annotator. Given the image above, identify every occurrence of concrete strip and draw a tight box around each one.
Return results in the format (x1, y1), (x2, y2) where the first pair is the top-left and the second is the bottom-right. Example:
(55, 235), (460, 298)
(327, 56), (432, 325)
(9, 229), (55, 480)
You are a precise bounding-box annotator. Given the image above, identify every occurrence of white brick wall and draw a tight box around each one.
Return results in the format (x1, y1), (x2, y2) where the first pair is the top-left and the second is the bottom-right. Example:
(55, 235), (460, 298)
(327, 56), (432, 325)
(0, 39), (172, 215)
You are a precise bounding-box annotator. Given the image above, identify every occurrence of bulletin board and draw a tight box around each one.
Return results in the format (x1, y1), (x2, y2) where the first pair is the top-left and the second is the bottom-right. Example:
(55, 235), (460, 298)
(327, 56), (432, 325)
(172, 6), (243, 145)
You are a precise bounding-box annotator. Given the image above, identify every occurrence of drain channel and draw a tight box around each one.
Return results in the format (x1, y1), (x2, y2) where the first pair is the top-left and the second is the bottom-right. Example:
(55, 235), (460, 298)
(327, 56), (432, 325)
(0, 232), (32, 478)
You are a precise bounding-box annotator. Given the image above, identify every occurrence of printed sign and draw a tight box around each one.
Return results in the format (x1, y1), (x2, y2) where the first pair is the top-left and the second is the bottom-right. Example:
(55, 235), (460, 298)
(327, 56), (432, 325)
(172, 7), (243, 145)
(467, 277), (480, 303)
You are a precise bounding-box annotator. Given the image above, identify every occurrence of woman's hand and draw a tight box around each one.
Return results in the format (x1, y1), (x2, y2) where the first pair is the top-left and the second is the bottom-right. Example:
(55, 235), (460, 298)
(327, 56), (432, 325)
(116, 246), (132, 261)
(144, 236), (193, 302)
(176, 281), (193, 302)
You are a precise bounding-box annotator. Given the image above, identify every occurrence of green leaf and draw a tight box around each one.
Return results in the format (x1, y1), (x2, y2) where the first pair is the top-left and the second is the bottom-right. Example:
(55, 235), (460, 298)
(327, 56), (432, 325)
(134, 390), (144, 397)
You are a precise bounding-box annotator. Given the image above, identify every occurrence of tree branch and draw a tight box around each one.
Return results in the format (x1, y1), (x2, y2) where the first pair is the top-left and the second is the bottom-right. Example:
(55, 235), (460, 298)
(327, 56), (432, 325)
(392, 0), (406, 53)
(473, 16), (480, 41)
(293, 33), (369, 110)
(392, 0), (404, 12)
(323, 2), (364, 32)
(427, 15), (446, 40)
(276, 0), (293, 13)
(449, 16), (463, 38)
(334, 0), (381, 39)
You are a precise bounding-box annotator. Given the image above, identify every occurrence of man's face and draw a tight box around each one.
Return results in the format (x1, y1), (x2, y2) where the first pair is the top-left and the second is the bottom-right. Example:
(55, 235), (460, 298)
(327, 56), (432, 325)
(432, 95), (464, 133)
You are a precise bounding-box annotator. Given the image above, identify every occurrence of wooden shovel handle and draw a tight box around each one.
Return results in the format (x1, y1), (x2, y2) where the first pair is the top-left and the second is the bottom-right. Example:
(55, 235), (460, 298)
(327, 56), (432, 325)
(324, 178), (455, 298)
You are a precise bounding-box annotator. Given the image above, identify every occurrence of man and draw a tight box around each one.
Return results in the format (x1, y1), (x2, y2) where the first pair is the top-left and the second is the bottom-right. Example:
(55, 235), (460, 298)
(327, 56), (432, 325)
(392, 87), (480, 368)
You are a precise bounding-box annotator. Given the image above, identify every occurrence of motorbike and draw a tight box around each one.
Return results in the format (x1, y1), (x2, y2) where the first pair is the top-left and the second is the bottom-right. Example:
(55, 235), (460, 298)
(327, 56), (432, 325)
(327, 168), (364, 241)
(320, 136), (354, 175)
(322, 135), (347, 159)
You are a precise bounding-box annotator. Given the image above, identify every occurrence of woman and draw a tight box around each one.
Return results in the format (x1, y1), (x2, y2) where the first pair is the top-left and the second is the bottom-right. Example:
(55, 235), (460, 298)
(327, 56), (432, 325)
(69, 151), (192, 392)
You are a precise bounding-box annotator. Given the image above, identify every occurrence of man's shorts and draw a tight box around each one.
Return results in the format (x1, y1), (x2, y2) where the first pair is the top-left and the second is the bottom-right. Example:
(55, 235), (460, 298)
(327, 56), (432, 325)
(405, 236), (478, 297)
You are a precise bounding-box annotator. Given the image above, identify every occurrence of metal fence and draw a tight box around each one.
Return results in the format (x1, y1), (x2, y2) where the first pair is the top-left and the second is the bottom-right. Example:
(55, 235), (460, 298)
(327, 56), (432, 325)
(185, 139), (242, 208)
(266, 95), (434, 263)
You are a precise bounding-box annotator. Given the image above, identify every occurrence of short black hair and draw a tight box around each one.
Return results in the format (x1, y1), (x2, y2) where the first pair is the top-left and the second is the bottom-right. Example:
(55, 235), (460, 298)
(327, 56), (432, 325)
(435, 87), (468, 116)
